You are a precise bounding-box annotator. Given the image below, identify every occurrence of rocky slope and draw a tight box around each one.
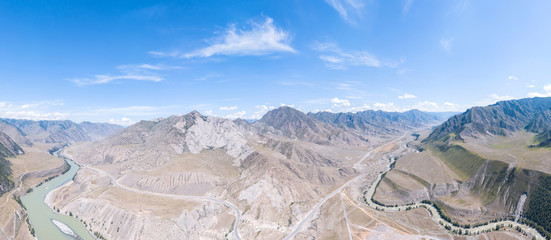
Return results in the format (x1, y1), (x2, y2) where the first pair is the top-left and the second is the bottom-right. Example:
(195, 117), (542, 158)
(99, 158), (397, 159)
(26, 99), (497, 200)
(0, 119), (32, 146)
(0, 132), (24, 196)
(425, 97), (551, 142)
(0, 118), (123, 144)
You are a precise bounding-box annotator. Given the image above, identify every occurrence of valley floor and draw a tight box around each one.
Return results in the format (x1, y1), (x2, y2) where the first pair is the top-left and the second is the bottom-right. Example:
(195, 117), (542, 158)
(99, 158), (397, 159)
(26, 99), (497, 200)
(1, 132), (540, 239)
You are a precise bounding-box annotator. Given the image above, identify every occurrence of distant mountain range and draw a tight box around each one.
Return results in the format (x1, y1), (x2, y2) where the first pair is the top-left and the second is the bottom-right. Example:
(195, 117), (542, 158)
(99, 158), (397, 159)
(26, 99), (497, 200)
(425, 97), (551, 144)
(308, 109), (454, 137)
(0, 118), (123, 146)
(254, 106), (369, 145)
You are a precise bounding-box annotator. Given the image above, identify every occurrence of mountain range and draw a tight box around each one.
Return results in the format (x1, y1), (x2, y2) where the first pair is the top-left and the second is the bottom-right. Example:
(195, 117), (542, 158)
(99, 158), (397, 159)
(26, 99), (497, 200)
(52, 106), (450, 239)
(425, 97), (551, 144)
(0, 118), (123, 146)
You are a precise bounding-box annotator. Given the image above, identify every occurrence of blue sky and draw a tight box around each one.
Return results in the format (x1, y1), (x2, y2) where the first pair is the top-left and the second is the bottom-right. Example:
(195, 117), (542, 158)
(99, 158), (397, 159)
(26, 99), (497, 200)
(1, 0), (550, 125)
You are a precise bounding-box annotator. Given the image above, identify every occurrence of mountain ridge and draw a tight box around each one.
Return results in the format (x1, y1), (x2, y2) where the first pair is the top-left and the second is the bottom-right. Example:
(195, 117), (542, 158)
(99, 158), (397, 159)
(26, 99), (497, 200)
(0, 118), (123, 145)
(425, 97), (551, 143)
(308, 109), (453, 137)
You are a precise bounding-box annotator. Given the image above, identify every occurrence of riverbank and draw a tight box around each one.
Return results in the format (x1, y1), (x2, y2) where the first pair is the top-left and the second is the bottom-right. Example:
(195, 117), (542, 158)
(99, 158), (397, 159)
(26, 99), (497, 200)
(364, 135), (547, 239)
(20, 147), (95, 240)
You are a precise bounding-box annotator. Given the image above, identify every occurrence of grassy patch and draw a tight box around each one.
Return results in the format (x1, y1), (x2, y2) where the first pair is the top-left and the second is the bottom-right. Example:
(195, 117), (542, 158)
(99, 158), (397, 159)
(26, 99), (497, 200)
(429, 144), (486, 181)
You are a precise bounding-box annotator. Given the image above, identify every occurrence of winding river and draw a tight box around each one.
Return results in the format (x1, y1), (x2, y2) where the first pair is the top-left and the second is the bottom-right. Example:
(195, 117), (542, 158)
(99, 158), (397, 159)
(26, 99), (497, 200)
(20, 148), (94, 240)
(363, 135), (546, 240)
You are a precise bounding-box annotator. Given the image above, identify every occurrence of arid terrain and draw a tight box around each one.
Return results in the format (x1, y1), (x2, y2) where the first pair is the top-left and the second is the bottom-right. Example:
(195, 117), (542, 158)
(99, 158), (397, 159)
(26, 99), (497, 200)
(1, 101), (550, 239)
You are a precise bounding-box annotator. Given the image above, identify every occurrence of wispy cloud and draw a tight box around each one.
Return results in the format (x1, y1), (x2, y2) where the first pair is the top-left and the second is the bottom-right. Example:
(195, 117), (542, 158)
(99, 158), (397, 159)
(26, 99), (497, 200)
(314, 42), (395, 70)
(20, 100), (64, 109)
(398, 93), (417, 99)
(402, 0), (414, 13)
(153, 17), (296, 59)
(71, 74), (162, 86)
(279, 81), (315, 87)
(117, 63), (182, 71)
(508, 75), (518, 81)
(194, 73), (223, 81)
(325, 0), (365, 24)
(528, 84), (551, 97)
(440, 38), (454, 53)
(70, 62), (180, 86)
(219, 106), (237, 111)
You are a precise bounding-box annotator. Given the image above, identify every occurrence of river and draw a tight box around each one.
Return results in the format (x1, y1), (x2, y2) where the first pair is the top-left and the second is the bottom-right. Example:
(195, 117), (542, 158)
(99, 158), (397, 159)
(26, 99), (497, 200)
(20, 148), (94, 240)
(363, 136), (546, 240)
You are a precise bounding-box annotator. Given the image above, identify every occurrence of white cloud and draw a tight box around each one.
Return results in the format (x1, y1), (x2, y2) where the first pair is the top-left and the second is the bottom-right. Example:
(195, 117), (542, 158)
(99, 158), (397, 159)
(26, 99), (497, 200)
(440, 38), (454, 53)
(108, 117), (135, 126)
(314, 42), (394, 70)
(402, 0), (413, 13)
(331, 97), (351, 107)
(205, 109), (213, 115)
(398, 94), (417, 99)
(528, 84), (551, 97)
(220, 106), (238, 111)
(373, 102), (401, 112)
(117, 63), (182, 71)
(225, 111), (246, 119)
(344, 104), (371, 113)
(0, 100), (69, 120)
(411, 101), (465, 112)
(412, 101), (439, 111)
(280, 103), (295, 107)
(182, 17), (295, 58)
(490, 93), (514, 101)
(0, 111), (68, 120)
(251, 105), (276, 119)
(71, 74), (162, 86)
(325, 0), (365, 23)
(528, 84), (535, 88)
(508, 75), (518, 81)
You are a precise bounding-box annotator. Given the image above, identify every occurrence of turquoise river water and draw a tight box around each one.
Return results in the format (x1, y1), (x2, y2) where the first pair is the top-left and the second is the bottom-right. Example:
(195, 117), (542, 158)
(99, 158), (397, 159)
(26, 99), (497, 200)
(20, 149), (94, 240)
